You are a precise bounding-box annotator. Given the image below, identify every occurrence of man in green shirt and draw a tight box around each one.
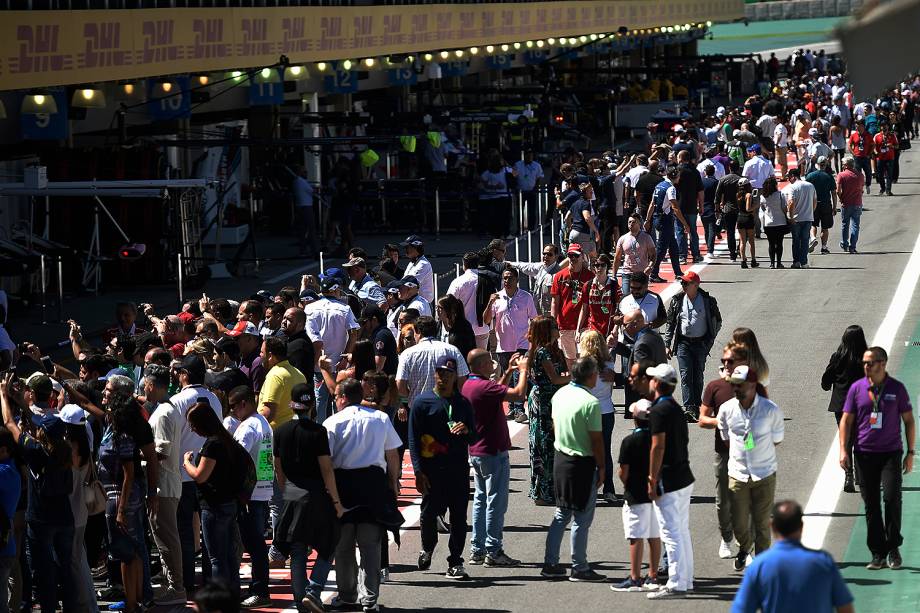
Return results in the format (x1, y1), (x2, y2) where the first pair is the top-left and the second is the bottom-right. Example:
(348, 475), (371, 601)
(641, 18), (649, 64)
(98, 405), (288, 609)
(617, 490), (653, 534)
(541, 357), (606, 583)
(806, 156), (838, 255)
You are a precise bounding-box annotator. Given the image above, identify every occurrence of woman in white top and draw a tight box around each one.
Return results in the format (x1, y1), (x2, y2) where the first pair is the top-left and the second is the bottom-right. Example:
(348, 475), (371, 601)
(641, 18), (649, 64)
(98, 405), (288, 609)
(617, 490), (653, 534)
(479, 154), (512, 238)
(577, 330), (619, 503)
(758, 176), (788, 269)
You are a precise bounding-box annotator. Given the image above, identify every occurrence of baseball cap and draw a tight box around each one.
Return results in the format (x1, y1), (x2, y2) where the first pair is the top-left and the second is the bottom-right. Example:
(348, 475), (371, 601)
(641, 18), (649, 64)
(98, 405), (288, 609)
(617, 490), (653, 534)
(399, 235), (424, 247)
(342, 257), (366, 269)
(252, 290), (274, 303)
(320, 275), (342, 292)
(299, 289), (319, 303)
(435, 355), (459, 372)
(102, 367), (133, 382)
(25, 373), (53, 397)
(716, 105), (726, 116)
(228, 321), (260, 337)
(204, 369), (249, 394)
(359, 305), (385, 323)
(566, 243), (584, 256)
(58, 403), (88, 426)
(631, 398), (653, 420)
(214, 336), (240, 356)
(747, 143), (762, 154)
(808, 127), (818, 136)
(680, 271), (701, 284)
(816, 155), (829, 167)
(399, 275), (420, 288)
(646, 363), (678, 385)
(290, 382), (315, 411)
(176, 354), (206, 381)
(725, 364), (759, 384)
(672, 123), (685, 132)
(384, 280), (402, 294)
(322, 267), (346, 282)
(37, 414), (66, 439)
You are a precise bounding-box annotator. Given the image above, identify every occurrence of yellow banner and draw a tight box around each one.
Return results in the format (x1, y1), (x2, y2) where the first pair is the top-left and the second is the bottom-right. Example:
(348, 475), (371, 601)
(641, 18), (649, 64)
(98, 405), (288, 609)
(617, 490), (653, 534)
(0, 1), (743, 91)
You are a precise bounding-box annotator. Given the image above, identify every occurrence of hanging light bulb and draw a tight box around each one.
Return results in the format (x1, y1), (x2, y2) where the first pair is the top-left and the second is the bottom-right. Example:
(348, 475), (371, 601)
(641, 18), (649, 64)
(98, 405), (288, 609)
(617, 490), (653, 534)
(363, 58), (375, 67)
(525, 40), (534, 48)
(454, 49), (464, 58)
(536, 40), (545, 48)
(342, 59), (353, 70)
(72, 87), (106, 109)
(485, 45), (495, 53)
(22, 93), (58, 115)
(160, 81), (173, 93)
(469, 47), (479, 55)
(590, 34), (598, 41)
(598, 33), (607, 39)
(513, 42), (522, 50)
(500, 44), (510, 52)
(284, 65), (307, 81)
(423, 52), (433, 61)
(439, 50), (450, 59)
(706, 20), (713, 27)
(316, 62), (328, 72)
(123, 83), (135, 96)
(547, 38), (555, 45)
(579, 35), (588, 43)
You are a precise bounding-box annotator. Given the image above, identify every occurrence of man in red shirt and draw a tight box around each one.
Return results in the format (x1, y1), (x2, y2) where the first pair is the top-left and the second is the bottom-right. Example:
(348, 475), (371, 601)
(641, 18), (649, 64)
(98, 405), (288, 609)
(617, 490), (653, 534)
(873, 122), (898, 196)
(848, 120), (874, 195)
(836, 157), (865, 254)
(551, 243), (594, 368)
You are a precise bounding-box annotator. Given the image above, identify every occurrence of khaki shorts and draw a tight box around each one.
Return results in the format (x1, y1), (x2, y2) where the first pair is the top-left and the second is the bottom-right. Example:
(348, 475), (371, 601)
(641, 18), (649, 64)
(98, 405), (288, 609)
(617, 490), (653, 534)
(558, 329), (578, 360)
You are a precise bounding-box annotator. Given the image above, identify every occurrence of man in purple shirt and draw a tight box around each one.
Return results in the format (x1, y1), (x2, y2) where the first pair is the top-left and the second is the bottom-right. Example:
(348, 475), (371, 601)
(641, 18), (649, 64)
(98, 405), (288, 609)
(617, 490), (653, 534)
(462, 349), (529, 567)
(839, 345), (915, 570)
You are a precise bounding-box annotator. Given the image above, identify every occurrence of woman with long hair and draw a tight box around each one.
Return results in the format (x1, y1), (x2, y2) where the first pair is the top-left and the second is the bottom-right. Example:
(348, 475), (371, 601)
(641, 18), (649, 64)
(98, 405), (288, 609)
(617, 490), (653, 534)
(758, 176), (788, 268)
(526, 316), (570, 505)
(576, 254), (621, 341)
(730, 327), (770, 387)
(821, 324), (869, 492)
(735, 178), (759, 268)
(183, 401), (242, 595)
(437, 294), (476, 359)
(397, 323), (417, 354)
(577, 331), (619, 502)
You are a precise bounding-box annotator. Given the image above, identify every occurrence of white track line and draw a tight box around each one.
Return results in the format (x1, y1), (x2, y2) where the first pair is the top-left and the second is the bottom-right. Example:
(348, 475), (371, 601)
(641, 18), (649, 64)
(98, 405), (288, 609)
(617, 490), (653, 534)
(801, 229), (920, 549)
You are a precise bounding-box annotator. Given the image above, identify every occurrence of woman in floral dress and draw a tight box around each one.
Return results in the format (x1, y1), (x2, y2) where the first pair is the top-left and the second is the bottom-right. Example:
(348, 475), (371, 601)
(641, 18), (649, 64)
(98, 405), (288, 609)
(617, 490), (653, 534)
(526, 315), (570, 505)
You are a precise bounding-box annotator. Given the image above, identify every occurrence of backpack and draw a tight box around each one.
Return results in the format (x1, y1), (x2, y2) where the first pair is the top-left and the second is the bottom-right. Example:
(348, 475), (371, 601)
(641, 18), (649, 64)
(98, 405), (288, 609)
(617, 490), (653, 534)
(231, 440), (257, 504)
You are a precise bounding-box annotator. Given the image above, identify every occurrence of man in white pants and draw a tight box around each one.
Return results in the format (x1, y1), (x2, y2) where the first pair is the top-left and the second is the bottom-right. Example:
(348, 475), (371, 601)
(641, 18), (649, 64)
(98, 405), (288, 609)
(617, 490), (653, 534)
(646, 364), (695, 599)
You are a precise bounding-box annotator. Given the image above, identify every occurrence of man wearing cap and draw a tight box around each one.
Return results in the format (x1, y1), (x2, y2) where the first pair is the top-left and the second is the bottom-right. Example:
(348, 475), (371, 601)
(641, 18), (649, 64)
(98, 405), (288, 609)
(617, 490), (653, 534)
(23, 373), (56, 423)
(229, 321), (266, 393)
(384, 280), (405, 340)
(169, 356), (223, 590)
(741, 144), (773, 190)
(646, 363), (695, 599)
(783, 168), (817, 268)
(806, 128), (832, 176)
(646, 167), (691, 285)
(398, 276), (432, 318)
(447, 252), (490, 349)
(409, 356), (476, 580)
(343, 258), (386, 309)
(359, 305), (398, 376)
(806, 156), (838, 255)
(400, 235), (434, 303)
(550, 243), (594, 367)
(836, 156), (865, 254)
(306, 275), (360, 421)
(664, 271), (721, 423)
(719, 365), (784, 572)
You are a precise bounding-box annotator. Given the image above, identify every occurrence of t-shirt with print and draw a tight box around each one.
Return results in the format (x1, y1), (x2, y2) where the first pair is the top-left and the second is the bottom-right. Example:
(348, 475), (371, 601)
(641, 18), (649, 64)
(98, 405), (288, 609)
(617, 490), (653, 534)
(616, 232), (655, 274)
(618, 427), (652, 505)
(463, 376), (511, 457)
(273, 417), (329, 488)
(232, 413), (274, 502)
(873, 133), (897, 161)
(19, 432), (73, 525)
(582, 277), (621, 336)
(551, 267), (594, 330)
(197, 436), (238, 508)
(648, 397), (695, 493)
(849, 131), (874, 158)
(702, 379), (734, 454)
(843, 376), (912, 454)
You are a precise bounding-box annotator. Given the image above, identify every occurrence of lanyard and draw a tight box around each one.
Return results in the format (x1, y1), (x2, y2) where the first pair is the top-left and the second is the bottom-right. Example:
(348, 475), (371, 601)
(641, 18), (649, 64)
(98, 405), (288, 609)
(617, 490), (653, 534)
(432, 390), (453, 422)
(868, 378), (886, 414)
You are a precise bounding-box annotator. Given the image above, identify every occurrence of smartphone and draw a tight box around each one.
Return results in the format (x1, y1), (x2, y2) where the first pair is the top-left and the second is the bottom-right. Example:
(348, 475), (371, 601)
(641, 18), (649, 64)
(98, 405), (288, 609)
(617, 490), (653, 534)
(41, 356), (53, 373)
(751, 188), (760, 198)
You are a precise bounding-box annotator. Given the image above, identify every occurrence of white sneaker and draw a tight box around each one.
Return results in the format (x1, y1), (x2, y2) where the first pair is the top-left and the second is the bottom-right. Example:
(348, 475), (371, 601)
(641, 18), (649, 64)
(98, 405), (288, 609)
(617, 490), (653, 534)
(808, 237), (819, 253)
(647, 587), (687, 600)
(719, 539), (733, 559)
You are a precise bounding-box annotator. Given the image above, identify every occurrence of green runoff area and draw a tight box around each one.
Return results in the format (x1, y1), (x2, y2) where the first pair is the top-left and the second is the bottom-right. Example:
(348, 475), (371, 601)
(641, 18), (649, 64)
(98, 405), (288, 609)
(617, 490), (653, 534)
(699, 16), (847, 55)
(839, 319), (920, 612)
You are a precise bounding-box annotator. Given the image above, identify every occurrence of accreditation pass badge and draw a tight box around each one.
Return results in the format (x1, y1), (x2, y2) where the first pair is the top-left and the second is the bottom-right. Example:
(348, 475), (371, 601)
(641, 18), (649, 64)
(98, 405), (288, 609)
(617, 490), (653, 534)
(743, 431), (755, 450)
(869, 411), (883, 429)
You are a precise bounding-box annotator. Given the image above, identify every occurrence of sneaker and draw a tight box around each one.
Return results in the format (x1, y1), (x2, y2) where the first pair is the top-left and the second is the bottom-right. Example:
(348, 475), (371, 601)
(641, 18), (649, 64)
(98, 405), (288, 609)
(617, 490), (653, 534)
(886, 191), (893, 196)
(327, 596), (359, 611)
(888, 549), (902, 569)
(514, 413), (529, 424)
(642, 576), (662, 591)
(740, 259), (748, 269)
(679, 258), (688, 265)
(849, 248), (858, 254)
(469, 552), (486, 565)
(821, 247), (831, 254)
(541, 563), (568, 579)
(301, 593), (325, 613)
(809, 237), (819, 252)
(734, 551), (747, 572)
(649, 275), (667, 284)
(485, 551), (521, 567)
(242, 595), (272, 608)
(647, 587), (687, 600)
(379, 567), (390, 583)
(769, 263), (775, 269)
(603, 491), (620, 504)
(866, 554), (885, 570)
(719, 539), (734, 559)
(791, 262), (801, 269)
(107, 602), (127, 612)
(776, 262), (785, 269)
(802, 264), (810, 269)
(362, 606), (379, 613)
(446, 564), (471, 580)
(417, 550), (432, 571)
(750, 258), (760, 268)
(154, 587), (188, 606)
(684, 408), (699, 423)
(98, 587), (124, 601)
(840, 242), (848, 251)
(569, 568), (607, 582)
(610, 577), (644, 592)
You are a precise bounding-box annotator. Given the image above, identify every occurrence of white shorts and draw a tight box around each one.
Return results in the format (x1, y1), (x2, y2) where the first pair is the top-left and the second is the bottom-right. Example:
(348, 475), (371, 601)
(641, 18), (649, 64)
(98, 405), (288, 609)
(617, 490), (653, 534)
(622, 501), (660, 540)
(558, 329), (578, 360)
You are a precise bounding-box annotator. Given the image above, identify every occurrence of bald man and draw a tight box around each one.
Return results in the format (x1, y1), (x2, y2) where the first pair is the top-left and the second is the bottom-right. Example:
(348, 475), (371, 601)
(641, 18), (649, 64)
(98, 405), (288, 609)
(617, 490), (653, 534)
(280, 307), (313, 376)
(462, 349), (529, 566)
(615, 310), (667, 415)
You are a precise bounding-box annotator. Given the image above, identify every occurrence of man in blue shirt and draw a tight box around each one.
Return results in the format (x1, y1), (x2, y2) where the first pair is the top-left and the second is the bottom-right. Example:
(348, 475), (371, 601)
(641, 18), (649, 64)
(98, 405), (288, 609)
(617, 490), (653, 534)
(732, 500), (854, 613)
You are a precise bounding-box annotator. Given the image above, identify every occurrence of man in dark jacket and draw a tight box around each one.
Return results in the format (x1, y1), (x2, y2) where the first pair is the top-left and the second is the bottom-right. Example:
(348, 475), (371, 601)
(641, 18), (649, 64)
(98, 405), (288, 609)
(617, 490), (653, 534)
(664, 272), (722, 423)
(615, 310), (667, 416)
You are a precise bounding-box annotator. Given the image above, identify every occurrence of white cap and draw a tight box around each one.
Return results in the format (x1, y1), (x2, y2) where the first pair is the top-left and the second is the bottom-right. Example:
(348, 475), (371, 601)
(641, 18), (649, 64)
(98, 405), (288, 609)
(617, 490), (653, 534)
(631, 398), (653, 420)
(58, 403), (88, 425)
(716, 105), (726, 116)
(672, 123), (685, 133)
(646, 363), (677, 385)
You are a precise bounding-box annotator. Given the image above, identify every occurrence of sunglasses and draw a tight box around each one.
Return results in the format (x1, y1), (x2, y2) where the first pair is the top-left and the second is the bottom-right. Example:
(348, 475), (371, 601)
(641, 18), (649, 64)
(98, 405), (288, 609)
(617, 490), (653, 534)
(569, 253), (581, 259)
(721, 358), (735, 365)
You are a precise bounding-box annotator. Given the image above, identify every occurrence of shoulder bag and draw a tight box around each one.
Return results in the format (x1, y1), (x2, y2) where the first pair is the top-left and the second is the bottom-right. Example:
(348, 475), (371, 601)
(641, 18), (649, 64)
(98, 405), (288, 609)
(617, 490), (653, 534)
(84, 461), (107, 516)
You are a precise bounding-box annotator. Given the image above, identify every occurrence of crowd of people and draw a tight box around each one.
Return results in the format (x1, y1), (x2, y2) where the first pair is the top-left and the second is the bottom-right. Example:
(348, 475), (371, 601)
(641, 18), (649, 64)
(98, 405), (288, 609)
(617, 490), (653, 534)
(0, 60), (916, 613)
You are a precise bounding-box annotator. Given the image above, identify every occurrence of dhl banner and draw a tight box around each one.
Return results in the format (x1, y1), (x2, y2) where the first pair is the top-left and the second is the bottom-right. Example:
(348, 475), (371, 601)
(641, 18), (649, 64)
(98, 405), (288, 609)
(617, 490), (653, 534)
(0, 0), (742, 91)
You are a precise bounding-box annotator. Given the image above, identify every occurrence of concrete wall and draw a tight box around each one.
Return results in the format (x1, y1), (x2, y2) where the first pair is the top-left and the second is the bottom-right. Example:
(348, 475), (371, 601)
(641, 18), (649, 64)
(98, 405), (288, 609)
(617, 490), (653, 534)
(744, 0), (866, 21)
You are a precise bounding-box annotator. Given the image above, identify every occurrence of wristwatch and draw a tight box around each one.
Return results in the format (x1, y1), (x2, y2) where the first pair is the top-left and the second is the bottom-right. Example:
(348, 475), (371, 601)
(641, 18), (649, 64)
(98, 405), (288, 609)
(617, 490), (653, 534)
(907, 449), (915, 455)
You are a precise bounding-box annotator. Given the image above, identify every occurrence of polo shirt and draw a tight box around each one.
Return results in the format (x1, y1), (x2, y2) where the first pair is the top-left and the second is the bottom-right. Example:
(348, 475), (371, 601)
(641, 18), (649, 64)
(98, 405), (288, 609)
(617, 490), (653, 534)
(742, 156), (774, 189)
(551, 383), (602, 457)
(842, 376), (912, 454)
(513, 159), (544, 192)
(718, 394), (785, 481)
(836, 169), (864, 207)
(371, 324), (398, 375)
(873, 132), (897, 161)
(507, 261), (560, 315)
(305, 296), (360, 371)
(732, 540), (853, 613)
(404, 256), (435, 303)
(259, 360), (307, 429)
(848, 131), (873, 158)
(463, 377), (511, 457)
(232, 413), (274, 502)
(323, 404), (402, 471)
(490, 288), (538, 352)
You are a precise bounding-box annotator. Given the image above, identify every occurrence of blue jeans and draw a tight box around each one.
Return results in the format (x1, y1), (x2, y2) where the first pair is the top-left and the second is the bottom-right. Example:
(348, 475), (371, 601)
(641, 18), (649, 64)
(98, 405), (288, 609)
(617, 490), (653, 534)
(675, 213), (701, 260)
(702, 216), (718, 254)
(238, 500), (270, 597)
(26, 522), (74, 613)
(543, 467), (598, 571)
(652, 214), (682, 278)
(291, 542), (332, 604)
(856, 156), (872, 189)
(314, 371), (332, 423)
(676, 338), (708, 413)
(470, 452), (511, 557)
(841, 206), (862, 251)
(791, 221), (812, 266)
(201, 501), (240, 595)
(602, 412), (616, 494)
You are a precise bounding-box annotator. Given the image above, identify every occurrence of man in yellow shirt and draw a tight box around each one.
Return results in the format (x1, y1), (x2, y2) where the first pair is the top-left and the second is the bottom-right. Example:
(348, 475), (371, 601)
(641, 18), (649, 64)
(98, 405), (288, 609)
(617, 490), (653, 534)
(258, 336), (307, 429)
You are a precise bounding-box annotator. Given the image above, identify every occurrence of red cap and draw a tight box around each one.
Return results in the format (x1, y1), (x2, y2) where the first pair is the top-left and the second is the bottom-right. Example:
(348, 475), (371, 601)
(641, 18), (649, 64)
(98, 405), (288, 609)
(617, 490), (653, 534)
(681, 271), (701, 284)
(566, 243), (584, 256)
